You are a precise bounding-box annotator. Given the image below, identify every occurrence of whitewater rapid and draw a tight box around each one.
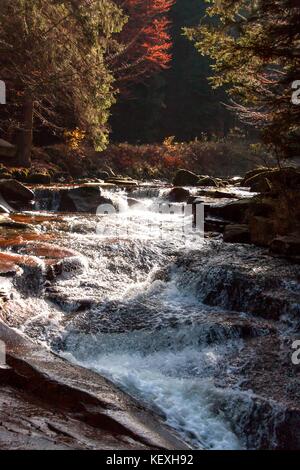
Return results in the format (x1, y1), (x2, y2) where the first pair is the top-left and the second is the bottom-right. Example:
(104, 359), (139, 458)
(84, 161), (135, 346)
(6, 184), (299, 449)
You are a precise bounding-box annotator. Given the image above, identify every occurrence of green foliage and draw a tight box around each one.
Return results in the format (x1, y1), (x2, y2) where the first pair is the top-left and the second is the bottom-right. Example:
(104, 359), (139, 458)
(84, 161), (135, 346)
(0, 0), (126, 150)
(186, 0), (300, 159)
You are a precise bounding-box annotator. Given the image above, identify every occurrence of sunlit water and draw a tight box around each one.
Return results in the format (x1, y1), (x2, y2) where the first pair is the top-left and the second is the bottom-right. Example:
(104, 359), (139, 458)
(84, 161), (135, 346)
(6, 185), (298, 449)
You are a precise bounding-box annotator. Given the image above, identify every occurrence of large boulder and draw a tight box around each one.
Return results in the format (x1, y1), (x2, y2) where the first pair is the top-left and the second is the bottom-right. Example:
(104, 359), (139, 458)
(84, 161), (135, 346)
(166, 187), (190, 203)
(243, 167), (300, 193)
(173, 169), (199, 186)
(0, 179), (34, 210)
(58, 185), (113, 213)
(208, 197), (274, 223)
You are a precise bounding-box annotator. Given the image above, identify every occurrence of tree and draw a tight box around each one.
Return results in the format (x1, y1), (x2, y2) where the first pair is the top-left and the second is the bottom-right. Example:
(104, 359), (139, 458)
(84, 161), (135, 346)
(186, 0), (300, 160)
(110, 0), (234, 143)
(112, 0), (174, 90)
(0, 0), (125, 165)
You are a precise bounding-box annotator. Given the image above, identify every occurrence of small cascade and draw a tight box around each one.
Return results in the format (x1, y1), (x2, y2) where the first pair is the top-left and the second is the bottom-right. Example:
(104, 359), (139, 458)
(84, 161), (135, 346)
(2, 182), (300, 450)
(34, 188), (62, 212)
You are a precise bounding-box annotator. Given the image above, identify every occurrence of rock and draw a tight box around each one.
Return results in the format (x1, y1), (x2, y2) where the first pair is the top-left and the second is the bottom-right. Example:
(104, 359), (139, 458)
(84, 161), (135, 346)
(242, 167), (269, 185)
(223, 224), (251, 243)
(58, 186), (113, 213)
(0, 320), (189, 450)
(208, 197), (274, 223)
(270, 234), (300, 258)
(197, 189), (238, 199)
(106, 178), (138, 187)
(0, 179), (34, 209)
(249, 216), (276, 247)
(27, 173), (51, 184)
(0, 139), (16, 159)
(166, 187), (190, 203)
(243, 167), (300, 193)
(198, 176), (219, 187)
(173, 169), (199, 186)
(229, 176), (243, 185)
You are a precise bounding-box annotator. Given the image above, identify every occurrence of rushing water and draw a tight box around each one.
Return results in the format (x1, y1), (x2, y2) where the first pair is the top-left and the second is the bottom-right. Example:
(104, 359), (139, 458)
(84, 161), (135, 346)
(4, 185), (300, 450)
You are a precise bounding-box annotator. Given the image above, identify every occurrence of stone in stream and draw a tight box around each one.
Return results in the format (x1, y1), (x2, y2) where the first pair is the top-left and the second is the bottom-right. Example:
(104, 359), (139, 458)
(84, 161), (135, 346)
(0, 179), (34, 211)
(208, 197), (274, 223)
(172, 242), (300, 321)
(241, 167), (300, 193)
(166, 187), (191, 203)
(198, 176), (219, 187)
(40, 185), (114, 213)
(0, 320), (189, 450)
(173, 169), (199, 186)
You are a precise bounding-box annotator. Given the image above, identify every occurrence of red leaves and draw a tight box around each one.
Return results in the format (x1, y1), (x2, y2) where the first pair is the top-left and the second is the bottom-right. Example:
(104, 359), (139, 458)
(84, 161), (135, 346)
(115, 0), (174, 87)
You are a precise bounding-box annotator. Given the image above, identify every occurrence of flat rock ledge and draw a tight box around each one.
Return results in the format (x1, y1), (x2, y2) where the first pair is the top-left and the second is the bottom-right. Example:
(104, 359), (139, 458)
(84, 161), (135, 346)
(0, 320), (189, 450)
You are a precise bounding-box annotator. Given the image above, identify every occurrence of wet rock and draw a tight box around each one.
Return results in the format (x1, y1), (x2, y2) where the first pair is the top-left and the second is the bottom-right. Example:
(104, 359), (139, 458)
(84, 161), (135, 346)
(166, 187), (190, 203)
(208, 197), (274, 223)
(223, 224), (251, 244)
(56, 186), (113, 213)
(0, 179), (34, 210)
(204, 217), (227, 233)
(243, 167), (300, 193)
(173, 243), (300, 320)
(198, 189), (238, 199)
(173, 169), (199, 186)
(198, 176), (218, 187)
(106, 178), (138, 188)
(0, 253), (22, 277)
(0, 320), (189, 450)
(229, 176), (243, 186)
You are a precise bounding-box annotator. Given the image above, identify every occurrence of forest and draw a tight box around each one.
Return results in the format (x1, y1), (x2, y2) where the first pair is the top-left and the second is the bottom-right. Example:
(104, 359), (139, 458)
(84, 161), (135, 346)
(0, 0), (298, 179)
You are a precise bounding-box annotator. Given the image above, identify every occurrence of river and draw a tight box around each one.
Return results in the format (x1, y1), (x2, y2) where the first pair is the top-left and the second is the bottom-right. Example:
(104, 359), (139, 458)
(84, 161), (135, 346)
(2, 184), (300, 449)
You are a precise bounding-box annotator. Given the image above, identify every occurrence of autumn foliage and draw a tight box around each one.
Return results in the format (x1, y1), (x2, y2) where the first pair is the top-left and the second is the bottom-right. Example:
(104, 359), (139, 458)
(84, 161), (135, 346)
(113, 0), (174, 87)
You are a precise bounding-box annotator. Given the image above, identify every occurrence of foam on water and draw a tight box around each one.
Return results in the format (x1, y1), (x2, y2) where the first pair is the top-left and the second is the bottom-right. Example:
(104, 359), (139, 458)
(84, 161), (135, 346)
(62, 334), (243, 450)
(7, 184), (298, 450)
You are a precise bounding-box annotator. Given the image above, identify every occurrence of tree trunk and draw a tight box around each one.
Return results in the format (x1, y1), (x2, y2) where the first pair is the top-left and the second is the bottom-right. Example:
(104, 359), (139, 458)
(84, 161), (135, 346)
(17, 95), (33, 167)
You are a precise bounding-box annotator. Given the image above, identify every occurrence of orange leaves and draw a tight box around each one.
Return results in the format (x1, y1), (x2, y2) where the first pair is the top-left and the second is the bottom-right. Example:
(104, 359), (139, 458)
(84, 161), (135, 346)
(115, 0), (174, 86)
(64, 128), (86, 150)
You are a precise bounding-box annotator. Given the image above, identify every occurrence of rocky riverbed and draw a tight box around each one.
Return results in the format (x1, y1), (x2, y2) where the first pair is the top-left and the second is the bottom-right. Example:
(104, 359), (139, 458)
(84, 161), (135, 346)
(0, 175), (299, 449)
